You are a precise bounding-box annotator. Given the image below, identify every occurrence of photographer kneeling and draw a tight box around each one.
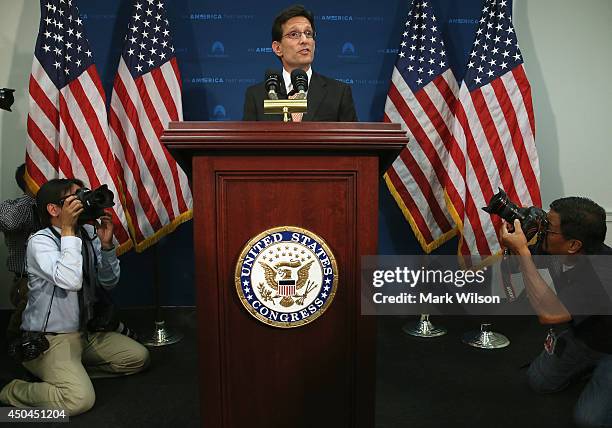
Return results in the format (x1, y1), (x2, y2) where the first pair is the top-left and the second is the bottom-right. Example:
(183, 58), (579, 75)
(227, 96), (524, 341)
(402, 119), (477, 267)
(500, 197), (612, 428)
(0, 178), (149, 415)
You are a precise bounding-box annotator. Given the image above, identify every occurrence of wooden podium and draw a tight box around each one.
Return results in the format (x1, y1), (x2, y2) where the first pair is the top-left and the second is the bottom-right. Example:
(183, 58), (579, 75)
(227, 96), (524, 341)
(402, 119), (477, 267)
(162, 122), (406, 428)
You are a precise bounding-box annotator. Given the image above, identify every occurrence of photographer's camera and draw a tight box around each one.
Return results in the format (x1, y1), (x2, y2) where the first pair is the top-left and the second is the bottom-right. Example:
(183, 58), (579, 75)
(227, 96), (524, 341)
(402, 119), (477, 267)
(61, 184), (115, 223)
(482, 188), (548, 241)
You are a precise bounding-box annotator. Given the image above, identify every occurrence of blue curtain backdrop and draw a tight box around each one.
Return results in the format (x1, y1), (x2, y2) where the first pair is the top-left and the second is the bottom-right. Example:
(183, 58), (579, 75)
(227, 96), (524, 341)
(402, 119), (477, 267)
(74, 0), (496, 306)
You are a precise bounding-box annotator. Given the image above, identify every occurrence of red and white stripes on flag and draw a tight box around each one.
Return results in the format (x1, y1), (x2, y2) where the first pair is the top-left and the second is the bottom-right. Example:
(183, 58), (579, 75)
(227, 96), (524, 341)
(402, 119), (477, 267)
(384, 68), (461, 252)
(447, 0), (540, 257)
(383, 0), (460, 253)
(450, 65), (540, 257)
(26, 0), (132, 254)
(385, 0), (541, 258)
(109, 0), (192, 251)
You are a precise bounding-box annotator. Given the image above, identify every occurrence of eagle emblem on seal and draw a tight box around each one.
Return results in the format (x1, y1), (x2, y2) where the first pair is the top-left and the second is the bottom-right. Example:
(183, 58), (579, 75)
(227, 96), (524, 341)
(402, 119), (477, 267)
(259, 260), (317, 307)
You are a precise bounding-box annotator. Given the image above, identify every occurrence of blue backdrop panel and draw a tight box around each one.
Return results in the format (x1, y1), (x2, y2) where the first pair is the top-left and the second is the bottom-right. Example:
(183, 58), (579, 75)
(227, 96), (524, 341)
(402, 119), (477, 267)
(73, 0), (499, 306)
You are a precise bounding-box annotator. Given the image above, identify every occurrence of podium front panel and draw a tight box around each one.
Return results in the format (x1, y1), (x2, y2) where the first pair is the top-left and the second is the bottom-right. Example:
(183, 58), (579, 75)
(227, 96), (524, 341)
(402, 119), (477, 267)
(193, 154), (377, 428)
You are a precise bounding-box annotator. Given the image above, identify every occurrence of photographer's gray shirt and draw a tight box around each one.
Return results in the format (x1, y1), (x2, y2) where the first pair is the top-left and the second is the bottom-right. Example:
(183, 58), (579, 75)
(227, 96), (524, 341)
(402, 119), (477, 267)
(0, 194), (37, 275)
(21, 225), (120, 333)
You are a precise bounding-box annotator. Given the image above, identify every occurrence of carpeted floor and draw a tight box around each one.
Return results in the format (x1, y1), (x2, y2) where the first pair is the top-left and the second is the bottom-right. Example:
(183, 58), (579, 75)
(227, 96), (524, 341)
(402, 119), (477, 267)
(0, 309), (584, 427)
(376, 315), (581, 428)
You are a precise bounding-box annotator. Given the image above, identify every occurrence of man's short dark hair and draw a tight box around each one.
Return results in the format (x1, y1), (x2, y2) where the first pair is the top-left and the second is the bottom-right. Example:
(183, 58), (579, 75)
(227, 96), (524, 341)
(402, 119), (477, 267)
(15, 164), (27, 193)
(36, 178), (84, 227)
(271, 4), (315, 42)
(550, 197), (607, 253)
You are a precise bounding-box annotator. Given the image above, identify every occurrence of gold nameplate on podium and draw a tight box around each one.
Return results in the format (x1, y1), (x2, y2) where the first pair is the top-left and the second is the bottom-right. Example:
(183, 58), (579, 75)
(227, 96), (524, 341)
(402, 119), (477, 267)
(264, 99), (307, 122)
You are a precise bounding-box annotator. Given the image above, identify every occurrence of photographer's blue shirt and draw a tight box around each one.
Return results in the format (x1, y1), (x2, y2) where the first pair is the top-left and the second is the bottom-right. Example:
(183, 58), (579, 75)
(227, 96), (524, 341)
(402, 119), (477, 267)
(21, 225), (120, 333)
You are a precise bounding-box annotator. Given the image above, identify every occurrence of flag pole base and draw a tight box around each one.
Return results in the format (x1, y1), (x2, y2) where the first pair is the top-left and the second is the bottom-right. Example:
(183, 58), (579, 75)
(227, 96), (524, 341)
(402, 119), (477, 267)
(142, 320), (183, 347)
(462, 323), (510, 349)
(402, 314), (447, 338)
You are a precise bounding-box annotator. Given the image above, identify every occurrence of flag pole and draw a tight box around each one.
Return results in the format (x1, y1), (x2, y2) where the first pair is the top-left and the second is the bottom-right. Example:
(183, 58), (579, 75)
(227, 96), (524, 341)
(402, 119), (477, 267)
(142, 238), (183, 347)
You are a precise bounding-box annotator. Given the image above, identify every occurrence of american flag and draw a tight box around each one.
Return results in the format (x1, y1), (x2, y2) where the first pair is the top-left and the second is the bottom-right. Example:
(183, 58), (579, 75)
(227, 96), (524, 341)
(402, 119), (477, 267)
(26, 0), (132, 253)
(383, 0), (463, 253)
(109, 0), (192, 251)
(450, 0), (541, 257)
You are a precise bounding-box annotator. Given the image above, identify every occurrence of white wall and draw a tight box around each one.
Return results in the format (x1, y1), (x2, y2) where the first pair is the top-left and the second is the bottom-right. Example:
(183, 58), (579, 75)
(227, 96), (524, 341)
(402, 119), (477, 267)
(1, 1), (611, 307)
(0, 0), (39, 305)
(514, 0), (612, 245)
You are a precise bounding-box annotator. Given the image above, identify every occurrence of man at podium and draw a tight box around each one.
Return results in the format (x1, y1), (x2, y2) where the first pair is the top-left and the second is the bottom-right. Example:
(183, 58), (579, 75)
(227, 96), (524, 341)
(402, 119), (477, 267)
(242, 4), (358, 122)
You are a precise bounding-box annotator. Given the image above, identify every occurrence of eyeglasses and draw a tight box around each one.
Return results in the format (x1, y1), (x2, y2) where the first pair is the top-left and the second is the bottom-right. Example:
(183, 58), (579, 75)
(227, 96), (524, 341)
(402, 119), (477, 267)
(282, 30), (315, 40)
(544, 228), (563, 236)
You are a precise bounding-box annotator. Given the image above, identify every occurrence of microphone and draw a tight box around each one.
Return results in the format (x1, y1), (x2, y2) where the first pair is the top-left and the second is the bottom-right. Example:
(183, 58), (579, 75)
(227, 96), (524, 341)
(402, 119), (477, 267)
(264, 69), (282, 100)
(290, 69), (308, 99)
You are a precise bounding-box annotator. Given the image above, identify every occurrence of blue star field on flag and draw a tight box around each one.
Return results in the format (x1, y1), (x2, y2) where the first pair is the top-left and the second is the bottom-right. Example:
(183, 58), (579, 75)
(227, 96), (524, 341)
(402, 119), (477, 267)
(36, 0), (94, 89)
(395, 1), (449, 93)
(122, 0), (176, 78)
(464, 0), (523, 91)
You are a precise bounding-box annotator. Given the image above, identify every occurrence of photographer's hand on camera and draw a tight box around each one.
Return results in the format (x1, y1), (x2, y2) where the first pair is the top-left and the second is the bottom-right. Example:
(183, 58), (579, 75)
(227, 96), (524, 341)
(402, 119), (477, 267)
(500, 220), (570, 324)
(500, 219), (530, 255)
(96, 211), (114, 250)
(59, 196), (83, 237)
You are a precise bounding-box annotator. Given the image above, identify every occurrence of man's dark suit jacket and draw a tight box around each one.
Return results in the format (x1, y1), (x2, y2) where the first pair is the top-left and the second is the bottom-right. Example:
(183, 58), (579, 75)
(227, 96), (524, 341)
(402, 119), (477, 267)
(242, 72), (358, 122)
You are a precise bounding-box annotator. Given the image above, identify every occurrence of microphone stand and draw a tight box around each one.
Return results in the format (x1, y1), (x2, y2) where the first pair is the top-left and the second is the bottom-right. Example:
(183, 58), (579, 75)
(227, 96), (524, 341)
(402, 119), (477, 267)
(264, 70), (308, 121)
(264, 98), (307, 122)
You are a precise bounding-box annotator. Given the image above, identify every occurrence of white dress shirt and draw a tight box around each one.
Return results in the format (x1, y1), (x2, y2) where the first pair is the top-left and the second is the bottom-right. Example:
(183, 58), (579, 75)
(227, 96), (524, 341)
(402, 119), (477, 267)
(21, 225), (120, 333)
(282, 67), (313, 95)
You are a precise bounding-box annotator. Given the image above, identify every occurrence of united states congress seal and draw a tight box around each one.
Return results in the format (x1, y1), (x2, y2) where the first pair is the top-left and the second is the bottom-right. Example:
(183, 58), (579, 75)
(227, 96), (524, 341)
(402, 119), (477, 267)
(235, 226), (338, 328)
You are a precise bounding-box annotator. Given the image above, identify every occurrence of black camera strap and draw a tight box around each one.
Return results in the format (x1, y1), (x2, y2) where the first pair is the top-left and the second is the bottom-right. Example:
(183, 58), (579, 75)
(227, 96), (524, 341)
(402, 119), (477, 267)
(79, 226), (100, 328)
(39, 226), (62, 334)
(41, 284), (57, 334)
